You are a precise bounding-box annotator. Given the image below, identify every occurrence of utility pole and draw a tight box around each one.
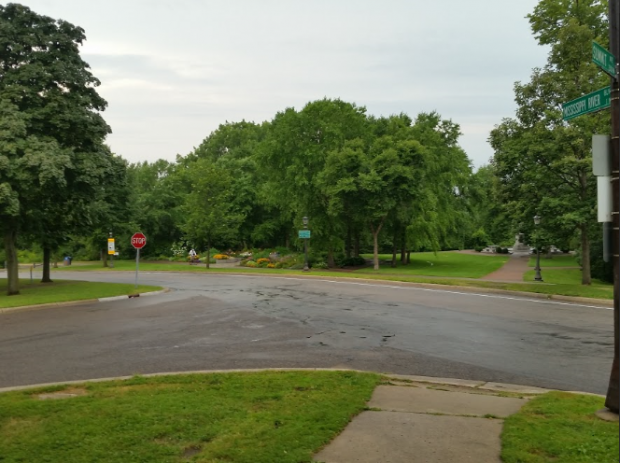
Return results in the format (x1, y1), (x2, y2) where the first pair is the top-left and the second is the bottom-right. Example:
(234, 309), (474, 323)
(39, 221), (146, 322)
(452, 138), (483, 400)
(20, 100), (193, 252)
(605, 0), (620, 414)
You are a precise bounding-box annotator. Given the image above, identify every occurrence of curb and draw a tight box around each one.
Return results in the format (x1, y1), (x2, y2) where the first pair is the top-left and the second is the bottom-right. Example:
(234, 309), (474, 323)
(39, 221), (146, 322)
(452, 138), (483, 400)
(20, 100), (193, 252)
(98, 288), (169, 302)
(0, 288), (170, 314)
(0, 368), (556, 394)
(0, 369), (593, 398)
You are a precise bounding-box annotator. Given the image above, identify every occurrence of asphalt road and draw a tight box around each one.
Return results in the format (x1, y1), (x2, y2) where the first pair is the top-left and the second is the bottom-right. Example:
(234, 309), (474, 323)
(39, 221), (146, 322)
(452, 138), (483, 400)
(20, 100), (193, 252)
(0, 271), (614, 394)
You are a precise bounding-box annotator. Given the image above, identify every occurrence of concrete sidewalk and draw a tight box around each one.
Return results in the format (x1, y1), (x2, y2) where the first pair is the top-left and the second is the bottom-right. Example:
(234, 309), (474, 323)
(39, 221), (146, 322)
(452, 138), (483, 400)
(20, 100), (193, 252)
(314, 375), (550, 463)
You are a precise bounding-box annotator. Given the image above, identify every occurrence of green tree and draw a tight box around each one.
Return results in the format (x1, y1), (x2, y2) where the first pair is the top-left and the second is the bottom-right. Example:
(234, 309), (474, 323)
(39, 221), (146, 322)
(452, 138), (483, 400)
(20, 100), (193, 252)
(320, 126), (427, 270)
(490, 0), (608, 285)
(0, 4), (111, 294)
(182, 160), (243, 268)
(257, 99), (369, 266)
(127, 159), (183, 258)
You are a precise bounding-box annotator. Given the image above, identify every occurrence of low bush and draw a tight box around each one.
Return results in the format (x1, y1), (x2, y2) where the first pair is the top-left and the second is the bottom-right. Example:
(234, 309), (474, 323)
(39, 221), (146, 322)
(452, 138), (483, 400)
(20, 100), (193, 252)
(312, 261), (329, 269)
(213, 254), (229, 260)
(245, 261), (257, 268)
(252, 249), (272, 260)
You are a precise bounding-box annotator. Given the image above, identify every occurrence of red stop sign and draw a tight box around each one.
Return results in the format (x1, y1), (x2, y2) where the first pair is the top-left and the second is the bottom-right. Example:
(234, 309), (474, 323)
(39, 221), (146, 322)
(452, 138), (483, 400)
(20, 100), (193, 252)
(131, 232), (147, 249)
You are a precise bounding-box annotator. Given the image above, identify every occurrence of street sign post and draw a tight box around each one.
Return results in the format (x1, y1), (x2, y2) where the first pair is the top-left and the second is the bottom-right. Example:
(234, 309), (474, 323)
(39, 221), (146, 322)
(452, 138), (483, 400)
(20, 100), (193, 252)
(107, 238), (115, 255)
(562, 86), (611, 121)
(131, 233), (147, 288)
(298, 230), (311, 239)
(593, 42), (617, 78)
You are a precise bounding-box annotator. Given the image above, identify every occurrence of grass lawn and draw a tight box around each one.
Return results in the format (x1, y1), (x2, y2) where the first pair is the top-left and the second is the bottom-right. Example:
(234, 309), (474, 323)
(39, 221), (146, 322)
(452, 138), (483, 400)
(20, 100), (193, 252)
(502, 392), (619, 463)
(528, 254), (581, 268)
(356, 252), (509, 278)
(0, 371), (381, 463)
(0, 280), (161, 309)
(523, 269), (613, 300)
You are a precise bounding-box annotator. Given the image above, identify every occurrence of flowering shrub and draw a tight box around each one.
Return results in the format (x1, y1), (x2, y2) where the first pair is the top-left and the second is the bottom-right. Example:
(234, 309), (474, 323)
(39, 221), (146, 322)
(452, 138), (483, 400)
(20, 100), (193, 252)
(213, 254), (229, 260)
(170, 244), (187, 257)
(267, 263), (276, 268)
(256, 258), (271, 265)
(245, 261), (257, 268)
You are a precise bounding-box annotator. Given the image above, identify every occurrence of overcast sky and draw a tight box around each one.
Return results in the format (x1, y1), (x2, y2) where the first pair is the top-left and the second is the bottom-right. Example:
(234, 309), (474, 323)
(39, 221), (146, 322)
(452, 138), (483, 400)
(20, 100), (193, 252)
(19, 0), (548, 168)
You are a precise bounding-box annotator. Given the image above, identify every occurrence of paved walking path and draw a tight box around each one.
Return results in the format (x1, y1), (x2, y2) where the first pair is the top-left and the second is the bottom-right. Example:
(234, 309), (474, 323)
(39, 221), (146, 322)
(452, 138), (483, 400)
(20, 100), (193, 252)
(481, 256), (531, 282)
(314, 374), (550, 463)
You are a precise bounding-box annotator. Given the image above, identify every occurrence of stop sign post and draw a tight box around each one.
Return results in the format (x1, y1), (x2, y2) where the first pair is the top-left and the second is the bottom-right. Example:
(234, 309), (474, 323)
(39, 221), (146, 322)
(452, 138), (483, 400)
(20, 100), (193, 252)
(131, 233), (146, 288)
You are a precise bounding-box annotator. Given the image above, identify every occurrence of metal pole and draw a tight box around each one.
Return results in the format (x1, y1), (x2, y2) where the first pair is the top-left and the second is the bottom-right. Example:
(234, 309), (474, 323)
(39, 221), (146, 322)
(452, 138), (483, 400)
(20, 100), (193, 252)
(534, 246), (543, 282)
(135, 248), (140, 288)
(109, 231), (114, 269)
(605, 0), (620, 414)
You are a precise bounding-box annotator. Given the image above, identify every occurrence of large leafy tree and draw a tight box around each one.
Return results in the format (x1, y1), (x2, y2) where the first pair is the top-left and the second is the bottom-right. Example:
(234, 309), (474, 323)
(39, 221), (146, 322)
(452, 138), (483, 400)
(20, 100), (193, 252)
(0, 4), (111, 294)
(182, 160), (244, 268)
(490, 0), (609, 285)
(257, 99), (370, 266)
(127, 159), (183, 258)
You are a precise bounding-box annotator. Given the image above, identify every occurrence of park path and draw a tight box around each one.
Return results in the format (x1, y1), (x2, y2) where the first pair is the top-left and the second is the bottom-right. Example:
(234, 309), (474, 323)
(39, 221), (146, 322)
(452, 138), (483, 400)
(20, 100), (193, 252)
(481, 256), (531, 282)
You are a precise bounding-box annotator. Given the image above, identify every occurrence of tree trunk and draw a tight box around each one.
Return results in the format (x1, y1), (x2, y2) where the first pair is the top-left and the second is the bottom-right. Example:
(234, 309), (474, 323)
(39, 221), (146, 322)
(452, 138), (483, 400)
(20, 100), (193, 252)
(370, 217), (386, 271)
(401, 229), (407, 265)
(391, 229), (398, 268)
(41, 247), (53, 283)
(580, 225), (591, 285)
(4, 229), (19, 296)
(372, 230), (380, 271)
(346, 223), (352, 259)
(206, 239), (211, 269)
(354, 231), (361, 258)
(328, 246), (336, 268)
(407, 251), (411, 264)
(102, 250), (108, 268)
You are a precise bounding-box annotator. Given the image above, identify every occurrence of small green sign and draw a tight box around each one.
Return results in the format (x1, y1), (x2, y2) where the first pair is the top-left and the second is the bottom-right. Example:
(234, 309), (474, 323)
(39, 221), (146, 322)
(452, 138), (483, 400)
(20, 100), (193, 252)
(562, 87), (611, 121)
(298, 230), (311, 239)
(593, 42), (617, 78)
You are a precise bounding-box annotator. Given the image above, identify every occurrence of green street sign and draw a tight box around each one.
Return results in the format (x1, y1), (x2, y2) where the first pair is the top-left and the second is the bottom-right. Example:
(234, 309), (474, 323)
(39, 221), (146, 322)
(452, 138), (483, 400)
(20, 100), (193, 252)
(593, 42), (617, 78)
(562, 86), (611, 121)
(298, 230), (311, 239)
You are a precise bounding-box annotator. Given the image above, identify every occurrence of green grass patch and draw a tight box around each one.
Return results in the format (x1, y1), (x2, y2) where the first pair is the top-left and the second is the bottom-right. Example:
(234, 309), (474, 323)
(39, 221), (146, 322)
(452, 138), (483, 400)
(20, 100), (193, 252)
(0, 280), (161, 309)
(356, 252), (509, 278)
(502, 391), (619, 463)
(0, 371), (381, 463)
(523, 269), (613, 300)
(528, 254), (581, 268)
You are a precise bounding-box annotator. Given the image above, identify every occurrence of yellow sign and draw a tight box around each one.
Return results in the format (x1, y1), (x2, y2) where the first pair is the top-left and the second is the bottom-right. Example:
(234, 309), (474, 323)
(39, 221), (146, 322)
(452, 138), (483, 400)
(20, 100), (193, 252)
(108, 238), (115, 255)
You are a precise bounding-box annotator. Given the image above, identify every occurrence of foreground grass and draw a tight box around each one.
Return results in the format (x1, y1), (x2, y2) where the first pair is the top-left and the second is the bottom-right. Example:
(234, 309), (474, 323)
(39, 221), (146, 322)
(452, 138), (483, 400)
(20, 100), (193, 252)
(0, 280), (161, 309)
(357, 251), (510, 278)
(502, 392), (619, 463)
(523, 269), (613, 300)
(528, 254), (581, 268)
(0, 371), (381, 463)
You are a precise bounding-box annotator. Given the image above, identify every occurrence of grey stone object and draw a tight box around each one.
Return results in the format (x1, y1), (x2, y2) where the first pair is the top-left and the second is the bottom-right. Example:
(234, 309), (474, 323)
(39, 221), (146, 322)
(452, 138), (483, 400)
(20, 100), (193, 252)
(511, 233), (531, 257)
